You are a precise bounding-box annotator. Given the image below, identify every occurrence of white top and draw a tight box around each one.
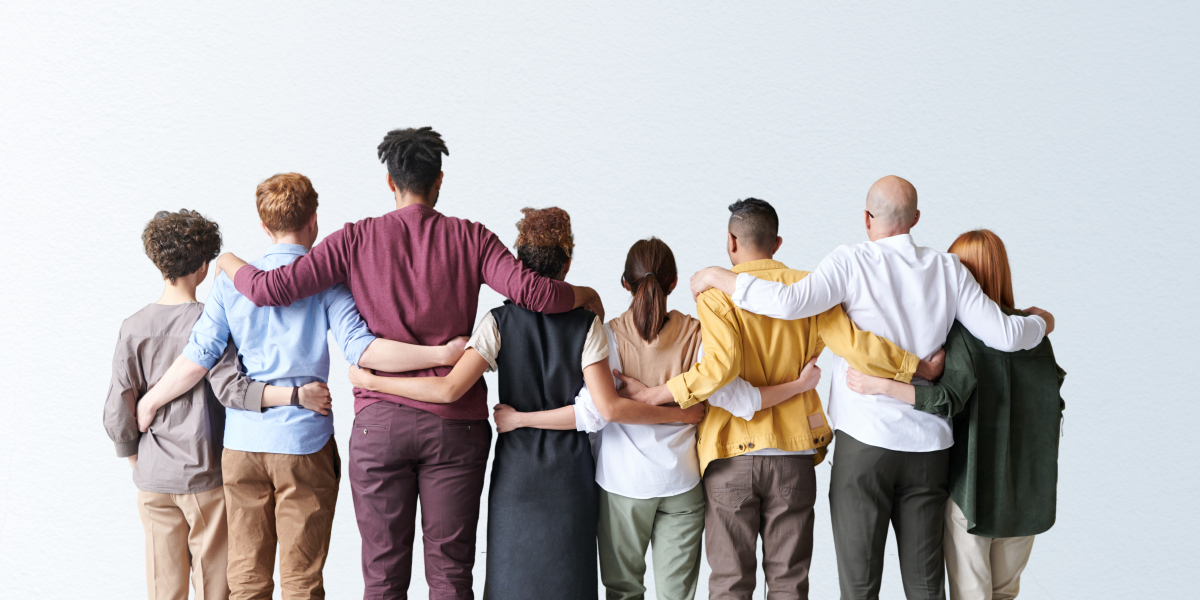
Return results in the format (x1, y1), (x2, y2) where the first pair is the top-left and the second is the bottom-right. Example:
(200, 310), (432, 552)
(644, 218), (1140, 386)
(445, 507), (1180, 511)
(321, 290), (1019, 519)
(573, 326), (777, 499)
(732, 233), (1046, 452)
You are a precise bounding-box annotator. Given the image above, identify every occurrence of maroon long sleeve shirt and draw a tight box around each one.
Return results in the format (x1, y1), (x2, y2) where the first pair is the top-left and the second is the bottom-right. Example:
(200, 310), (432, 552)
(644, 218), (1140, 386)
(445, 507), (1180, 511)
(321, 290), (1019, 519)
(232, 203), (576, 420)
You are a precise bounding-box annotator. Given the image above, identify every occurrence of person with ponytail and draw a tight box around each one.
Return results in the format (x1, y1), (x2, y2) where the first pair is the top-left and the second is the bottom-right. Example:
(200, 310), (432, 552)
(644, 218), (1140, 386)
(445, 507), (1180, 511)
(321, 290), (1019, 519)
(347, 209), (702, 600)
(845, 229), (1066, 600)
(493, 237), (824, 600)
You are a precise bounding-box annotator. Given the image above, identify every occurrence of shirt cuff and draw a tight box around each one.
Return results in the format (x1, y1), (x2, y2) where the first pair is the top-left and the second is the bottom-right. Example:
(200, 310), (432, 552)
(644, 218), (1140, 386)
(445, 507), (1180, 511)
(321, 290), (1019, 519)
(895, 352), (918, 384)
(1028, 314), (1047, 342)
(343, 335), (378, 368)
(115, 439), (139, 458)
(912, 386), (937, 414)
(730, 273), (755, 306)
(667, 376), (700, 409)
(245, 381), (266, 413)
(182, 342), (220, 371)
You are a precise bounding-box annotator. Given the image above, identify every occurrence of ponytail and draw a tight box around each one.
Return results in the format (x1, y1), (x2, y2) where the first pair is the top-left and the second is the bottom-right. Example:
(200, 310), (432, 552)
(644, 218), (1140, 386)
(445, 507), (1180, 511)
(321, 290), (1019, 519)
(631, 273), (668, 343)
(623, 238), (678, 343)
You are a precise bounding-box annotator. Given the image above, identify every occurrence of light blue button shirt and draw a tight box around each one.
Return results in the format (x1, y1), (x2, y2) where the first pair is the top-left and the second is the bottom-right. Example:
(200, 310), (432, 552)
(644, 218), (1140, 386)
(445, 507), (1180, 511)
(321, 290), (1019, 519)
(183, 244), (376, 454)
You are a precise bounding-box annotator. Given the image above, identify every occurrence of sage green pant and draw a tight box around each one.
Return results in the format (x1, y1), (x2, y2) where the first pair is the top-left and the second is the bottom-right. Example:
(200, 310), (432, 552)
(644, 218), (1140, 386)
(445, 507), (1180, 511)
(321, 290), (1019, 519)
(597, 485), (706, 600)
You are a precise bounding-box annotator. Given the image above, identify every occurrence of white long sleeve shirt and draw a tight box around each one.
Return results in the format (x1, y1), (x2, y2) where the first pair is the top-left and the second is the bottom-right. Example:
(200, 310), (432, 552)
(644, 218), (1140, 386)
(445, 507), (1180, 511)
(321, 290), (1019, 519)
(731, 233), (1046, 452)
(573, 326), (771, 499)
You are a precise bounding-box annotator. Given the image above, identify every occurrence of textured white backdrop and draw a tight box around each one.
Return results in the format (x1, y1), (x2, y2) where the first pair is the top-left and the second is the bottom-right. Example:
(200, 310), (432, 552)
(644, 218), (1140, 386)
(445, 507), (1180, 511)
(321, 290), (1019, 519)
(1, 2), (1196, 598)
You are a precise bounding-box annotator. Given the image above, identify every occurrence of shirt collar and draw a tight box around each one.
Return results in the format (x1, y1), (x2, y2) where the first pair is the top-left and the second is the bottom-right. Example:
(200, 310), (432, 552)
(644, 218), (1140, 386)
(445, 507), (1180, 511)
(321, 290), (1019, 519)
(873, 233), (917, 250)
(731, 258), (787, 273)
(264, 243), (308, 256)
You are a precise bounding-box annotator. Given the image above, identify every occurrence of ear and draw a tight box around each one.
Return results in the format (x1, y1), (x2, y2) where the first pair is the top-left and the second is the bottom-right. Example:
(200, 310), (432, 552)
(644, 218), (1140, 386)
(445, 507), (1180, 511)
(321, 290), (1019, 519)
(668, 278), (678, 293)
(197, 261), (210, 280)
(560, 258), (572, 280)
(727, 231), (738, 254)
(864, 210), (872, 231)
(911, 209), (921, 228)
(307, 211), (319, 231)
(621, 277), (631, 292)
(433, 171), (444, 193)
(386, 173), (397, 192)
(261, 221), (274, 240)
(773, 236), (783, 254)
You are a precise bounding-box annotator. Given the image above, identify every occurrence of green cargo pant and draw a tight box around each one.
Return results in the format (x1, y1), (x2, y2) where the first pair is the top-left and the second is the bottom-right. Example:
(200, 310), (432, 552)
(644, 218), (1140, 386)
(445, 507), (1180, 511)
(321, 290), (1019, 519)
(597, 484), (705, 600)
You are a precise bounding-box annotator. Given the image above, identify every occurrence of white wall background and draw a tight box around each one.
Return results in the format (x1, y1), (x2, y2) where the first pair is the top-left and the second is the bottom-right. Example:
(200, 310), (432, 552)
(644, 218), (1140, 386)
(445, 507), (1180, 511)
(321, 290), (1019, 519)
(1, 1), (1196, 598)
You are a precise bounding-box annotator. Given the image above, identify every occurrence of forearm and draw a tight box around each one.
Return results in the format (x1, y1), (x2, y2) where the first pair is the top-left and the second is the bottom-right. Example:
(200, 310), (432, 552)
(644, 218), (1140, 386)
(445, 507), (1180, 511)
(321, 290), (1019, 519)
(261, 386), (293, 408)
(605, 396), (695, 425)
(358, 339), (453, 372)
(359, 375), (460, 404)
(759, 378), (811, 411)
(511, 406), (577, 430)
(876, 379), (915, 405)
(145, 356), (209, 411)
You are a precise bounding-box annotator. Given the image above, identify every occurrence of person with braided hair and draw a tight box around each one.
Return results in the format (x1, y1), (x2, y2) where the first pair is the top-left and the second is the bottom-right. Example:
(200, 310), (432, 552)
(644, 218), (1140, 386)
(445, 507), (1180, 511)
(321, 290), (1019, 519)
(348, 208), (703, 600)
(216, 129), (606, 599)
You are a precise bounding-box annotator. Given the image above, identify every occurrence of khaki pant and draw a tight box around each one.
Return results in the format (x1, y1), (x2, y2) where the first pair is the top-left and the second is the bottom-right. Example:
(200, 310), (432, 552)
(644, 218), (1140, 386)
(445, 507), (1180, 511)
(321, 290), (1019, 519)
(222, 438), (340, 600)
(136, 486), (229, 600)
(597, 485), (706, 600)
(703, 455), (817, 600)
(944, 500), (1035, 600)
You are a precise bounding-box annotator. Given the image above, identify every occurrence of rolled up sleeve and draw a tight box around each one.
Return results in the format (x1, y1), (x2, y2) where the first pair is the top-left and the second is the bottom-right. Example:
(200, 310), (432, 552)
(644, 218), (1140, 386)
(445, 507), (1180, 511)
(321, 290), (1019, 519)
(666, 292), (742, 409)
(324, 284), (378, 367)
(184, 280), (233, 370)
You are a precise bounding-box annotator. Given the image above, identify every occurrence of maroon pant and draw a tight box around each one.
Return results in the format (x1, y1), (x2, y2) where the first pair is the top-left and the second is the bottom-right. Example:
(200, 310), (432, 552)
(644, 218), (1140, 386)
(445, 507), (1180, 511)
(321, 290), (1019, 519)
(349, 402), (492, 599)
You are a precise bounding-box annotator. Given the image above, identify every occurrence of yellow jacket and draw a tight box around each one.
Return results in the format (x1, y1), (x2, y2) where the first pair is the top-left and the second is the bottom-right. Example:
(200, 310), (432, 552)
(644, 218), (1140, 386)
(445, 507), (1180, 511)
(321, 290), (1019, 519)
(666, 259), (918, 474)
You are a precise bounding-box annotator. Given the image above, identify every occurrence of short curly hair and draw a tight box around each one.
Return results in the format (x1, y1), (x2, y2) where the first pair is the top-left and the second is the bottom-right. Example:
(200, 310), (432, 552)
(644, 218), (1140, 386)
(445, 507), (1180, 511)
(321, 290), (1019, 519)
(142, 209), (222, 283)
(515, 207), (574, 280)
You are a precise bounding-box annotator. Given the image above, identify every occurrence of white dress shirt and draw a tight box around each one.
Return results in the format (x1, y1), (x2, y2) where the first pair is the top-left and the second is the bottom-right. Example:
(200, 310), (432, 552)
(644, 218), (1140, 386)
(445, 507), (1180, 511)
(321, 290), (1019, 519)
(731, 233), (1046, 452)
(573, 326), (772, 499)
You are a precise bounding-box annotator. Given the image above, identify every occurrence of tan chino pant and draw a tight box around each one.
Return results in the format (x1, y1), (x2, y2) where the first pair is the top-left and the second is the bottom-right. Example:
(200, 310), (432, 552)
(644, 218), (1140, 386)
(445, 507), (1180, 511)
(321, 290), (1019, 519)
(944, 500), (1035, 600)
(136, 486), (229, 600)
(222, 438), (340, 600)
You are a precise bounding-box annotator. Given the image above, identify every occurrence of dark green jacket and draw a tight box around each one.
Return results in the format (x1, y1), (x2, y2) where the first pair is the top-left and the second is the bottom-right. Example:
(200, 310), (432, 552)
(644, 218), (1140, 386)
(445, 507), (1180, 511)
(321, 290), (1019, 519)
(914, 316), (1065, 538)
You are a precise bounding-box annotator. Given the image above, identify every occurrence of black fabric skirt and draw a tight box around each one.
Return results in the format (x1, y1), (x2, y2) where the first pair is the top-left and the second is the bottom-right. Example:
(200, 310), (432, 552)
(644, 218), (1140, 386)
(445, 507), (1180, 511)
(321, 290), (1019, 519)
(484, 428), (598, 600)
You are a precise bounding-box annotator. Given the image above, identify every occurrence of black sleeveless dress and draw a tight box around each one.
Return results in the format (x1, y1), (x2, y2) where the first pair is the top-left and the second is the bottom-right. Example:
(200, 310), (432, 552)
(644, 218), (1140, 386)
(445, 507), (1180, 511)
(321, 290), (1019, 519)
(484, 303), (599, 600)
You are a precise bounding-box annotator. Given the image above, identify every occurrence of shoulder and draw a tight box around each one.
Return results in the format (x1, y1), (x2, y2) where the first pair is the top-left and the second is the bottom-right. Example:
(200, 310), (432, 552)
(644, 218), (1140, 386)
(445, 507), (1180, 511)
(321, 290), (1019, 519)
(697, 288), (735, 315)
(668, 309), (699, 329)
(775, 268), (811, 284)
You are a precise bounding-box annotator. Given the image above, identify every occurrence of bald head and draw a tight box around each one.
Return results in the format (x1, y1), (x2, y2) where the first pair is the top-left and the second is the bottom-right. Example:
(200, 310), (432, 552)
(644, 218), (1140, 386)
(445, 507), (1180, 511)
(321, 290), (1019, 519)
(865, 175), (919, 239)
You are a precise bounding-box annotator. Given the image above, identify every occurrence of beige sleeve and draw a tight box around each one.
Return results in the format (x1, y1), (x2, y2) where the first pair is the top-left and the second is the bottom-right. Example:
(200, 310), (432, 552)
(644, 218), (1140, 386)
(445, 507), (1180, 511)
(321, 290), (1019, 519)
(581, 315), (610, 369)
(465, 312), (502, 373)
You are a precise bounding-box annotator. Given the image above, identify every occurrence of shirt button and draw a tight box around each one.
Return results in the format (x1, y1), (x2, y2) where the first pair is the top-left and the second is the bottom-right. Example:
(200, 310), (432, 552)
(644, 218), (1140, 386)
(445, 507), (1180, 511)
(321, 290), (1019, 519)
(363, 429), (368, 434)
(738, 444), (744, 450)
(748, 443), (755, 449)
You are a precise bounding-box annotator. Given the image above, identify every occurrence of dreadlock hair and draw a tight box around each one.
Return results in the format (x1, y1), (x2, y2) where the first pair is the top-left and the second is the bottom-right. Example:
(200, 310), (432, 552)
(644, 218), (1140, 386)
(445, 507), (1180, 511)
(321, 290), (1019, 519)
(622, 238), (678, 342)
(515, 207), (574, 280)
(142, 209), (222, 283)
(377, 127), (449, 197)
(728, 197), (779, 252)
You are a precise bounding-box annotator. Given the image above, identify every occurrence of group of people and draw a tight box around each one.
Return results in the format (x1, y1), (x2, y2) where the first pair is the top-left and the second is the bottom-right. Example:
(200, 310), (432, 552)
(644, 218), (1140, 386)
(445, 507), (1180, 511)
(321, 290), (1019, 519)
(104, 126), (1066, 600)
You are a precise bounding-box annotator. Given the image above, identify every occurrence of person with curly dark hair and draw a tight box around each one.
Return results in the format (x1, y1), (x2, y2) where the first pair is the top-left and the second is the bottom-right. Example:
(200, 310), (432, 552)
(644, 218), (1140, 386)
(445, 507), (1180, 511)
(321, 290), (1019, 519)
(105, 209), (264, 599)
(215, 129), (606, 598)
(347, 207), (703, 600)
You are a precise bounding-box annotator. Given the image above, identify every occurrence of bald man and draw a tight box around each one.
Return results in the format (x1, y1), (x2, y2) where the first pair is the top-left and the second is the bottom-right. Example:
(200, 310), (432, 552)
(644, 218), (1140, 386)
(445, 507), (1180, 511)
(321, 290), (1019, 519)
(690, 177), (1053, 600)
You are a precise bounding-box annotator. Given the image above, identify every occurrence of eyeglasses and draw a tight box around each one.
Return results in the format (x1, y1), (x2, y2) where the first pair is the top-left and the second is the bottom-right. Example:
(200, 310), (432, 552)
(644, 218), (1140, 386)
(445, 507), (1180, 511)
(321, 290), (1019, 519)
(866, 210), (875, 219)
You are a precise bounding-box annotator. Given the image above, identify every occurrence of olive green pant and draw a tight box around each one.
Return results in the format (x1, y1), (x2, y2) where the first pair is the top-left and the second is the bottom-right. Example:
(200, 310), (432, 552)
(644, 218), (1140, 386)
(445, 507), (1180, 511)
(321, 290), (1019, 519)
(597, 485), (706, 600)
(830, 431), (949, 600)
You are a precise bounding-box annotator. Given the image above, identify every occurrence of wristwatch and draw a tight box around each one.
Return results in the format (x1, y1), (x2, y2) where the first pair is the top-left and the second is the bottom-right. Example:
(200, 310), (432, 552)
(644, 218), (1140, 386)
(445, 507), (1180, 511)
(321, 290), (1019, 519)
(290, 386), (300, 407)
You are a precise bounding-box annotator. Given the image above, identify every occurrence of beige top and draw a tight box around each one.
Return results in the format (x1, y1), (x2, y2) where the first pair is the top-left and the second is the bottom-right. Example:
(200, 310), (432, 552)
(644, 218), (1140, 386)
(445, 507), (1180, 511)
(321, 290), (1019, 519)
(467, 311), (609, 373)
(608, 310), (704, 388)
(104, 303), (260, 494)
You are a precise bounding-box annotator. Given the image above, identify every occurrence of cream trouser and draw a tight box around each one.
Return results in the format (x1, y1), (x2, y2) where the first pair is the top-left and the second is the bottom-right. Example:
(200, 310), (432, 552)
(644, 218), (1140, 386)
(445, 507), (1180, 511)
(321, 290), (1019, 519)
(136, 486), (229, 600)
(944, 499), (1035, 600)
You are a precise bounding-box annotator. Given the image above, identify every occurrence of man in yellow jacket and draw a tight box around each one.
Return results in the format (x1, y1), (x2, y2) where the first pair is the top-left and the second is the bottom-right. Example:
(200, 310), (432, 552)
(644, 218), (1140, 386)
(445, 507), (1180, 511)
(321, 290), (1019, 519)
(620, 198), (942, 599)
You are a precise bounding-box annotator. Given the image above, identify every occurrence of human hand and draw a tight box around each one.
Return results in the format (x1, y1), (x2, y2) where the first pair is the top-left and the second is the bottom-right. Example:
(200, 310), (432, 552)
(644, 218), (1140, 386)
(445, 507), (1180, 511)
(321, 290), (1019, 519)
(582, 287), (605, 321)
(915, 348), (945, 381)
(493, 404), (523, 433)
(215, 252), (249, 281)
(441, 336), (470, 366)
(137, 400), (159, 432)
(348, 365), (376, 391)
(613, 369), (649, 400)
(678, 403), (706, 425)
(127, 455), (138, 469)
(298, 381), (332, 415)
(846, 367), (891, 396)
(796, 357), (822, 392)
(1023, 306), (1055, 335)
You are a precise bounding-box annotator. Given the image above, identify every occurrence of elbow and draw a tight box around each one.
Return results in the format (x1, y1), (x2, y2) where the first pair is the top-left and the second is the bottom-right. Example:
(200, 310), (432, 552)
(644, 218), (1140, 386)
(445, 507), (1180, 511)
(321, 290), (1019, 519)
(595, 402), (620, 423)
